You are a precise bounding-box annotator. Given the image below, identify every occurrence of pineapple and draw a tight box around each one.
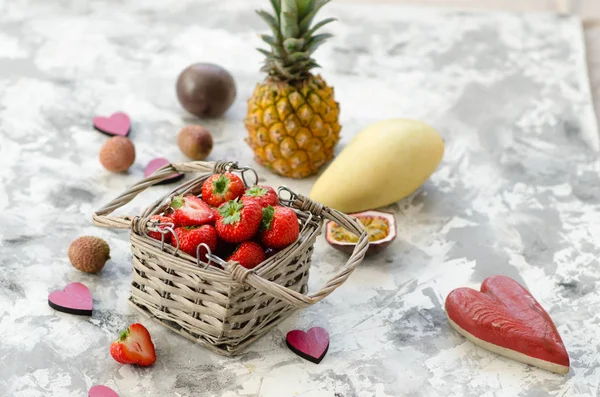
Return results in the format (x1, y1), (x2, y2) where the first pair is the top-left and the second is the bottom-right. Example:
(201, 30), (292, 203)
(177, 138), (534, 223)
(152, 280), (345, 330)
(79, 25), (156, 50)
(245, 0), (341, 179)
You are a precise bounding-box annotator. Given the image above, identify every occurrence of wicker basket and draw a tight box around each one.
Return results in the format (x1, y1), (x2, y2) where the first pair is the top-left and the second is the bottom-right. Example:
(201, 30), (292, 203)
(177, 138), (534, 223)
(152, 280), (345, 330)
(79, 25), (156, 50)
(93, 161), (368, 356)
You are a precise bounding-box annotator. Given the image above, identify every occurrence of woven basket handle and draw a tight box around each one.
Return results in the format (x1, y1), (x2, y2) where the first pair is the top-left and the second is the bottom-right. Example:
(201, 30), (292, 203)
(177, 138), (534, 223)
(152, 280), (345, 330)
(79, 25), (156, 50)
(225, 191), (369, 309)
(93, 161), (235, 229)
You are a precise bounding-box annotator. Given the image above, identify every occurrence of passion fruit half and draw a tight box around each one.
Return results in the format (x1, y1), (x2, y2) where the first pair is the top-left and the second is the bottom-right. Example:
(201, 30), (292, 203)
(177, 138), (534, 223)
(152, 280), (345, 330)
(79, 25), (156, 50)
(326, 210), (396, 255)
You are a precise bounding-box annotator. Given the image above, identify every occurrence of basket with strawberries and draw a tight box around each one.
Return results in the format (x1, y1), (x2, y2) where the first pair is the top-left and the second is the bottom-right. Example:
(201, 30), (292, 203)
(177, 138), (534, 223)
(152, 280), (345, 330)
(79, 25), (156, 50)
(93, 161), (368, 356)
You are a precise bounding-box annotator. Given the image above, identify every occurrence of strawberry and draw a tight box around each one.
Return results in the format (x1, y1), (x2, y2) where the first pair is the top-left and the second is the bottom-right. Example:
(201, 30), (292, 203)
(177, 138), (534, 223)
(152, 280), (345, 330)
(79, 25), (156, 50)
(109, 323), (156, 367)
(260, 206), (299, 249)
(147, 215), (175, 243)
(172, 225), (217, 260)
(170, 195), (215, 226)
(215, 198), (262, 243)
(227, 241), (266, 269)
(201, 172), (245, 207)
(241, 185), (279, 208)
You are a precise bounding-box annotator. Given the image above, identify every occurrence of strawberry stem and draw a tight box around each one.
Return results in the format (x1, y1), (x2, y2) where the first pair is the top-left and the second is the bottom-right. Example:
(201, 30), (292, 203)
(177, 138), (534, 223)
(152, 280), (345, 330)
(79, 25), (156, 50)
(171, 195), (185, 210)
(118, 328), (130, 342)
(245, 186), (268, 197)
(219, 199), (244, 225)
(213, 174), (231, 196)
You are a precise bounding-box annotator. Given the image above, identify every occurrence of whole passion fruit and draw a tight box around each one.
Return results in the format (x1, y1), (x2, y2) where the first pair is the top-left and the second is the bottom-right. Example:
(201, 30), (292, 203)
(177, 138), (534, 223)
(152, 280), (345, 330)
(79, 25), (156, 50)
(176, 63), (236, 118)
(326, 210), (396, 256)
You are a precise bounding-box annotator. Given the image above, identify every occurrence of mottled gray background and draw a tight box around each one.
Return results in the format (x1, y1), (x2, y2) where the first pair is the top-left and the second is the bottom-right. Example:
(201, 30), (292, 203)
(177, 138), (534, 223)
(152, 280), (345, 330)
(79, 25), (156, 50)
(0, 0), (599, 396)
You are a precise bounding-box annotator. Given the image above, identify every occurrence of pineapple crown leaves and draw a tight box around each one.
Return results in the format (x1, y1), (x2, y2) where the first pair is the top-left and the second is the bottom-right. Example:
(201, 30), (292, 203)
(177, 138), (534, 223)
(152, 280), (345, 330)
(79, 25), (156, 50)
(218, 198), (244, 225)
(261, 205), (276, 231)
(256, 0), (336, 82)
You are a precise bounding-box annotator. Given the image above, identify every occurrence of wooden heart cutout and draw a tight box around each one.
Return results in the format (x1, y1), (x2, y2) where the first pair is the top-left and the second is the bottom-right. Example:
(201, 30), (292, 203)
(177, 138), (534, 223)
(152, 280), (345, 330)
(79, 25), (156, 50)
(144, 158), (184, 185)
(286, 327), (329, 364)
(445, 275), (569, 374)
(89, 385), (119, 397)
(48, 282), (92, 316)
(93, 112), (131, 137)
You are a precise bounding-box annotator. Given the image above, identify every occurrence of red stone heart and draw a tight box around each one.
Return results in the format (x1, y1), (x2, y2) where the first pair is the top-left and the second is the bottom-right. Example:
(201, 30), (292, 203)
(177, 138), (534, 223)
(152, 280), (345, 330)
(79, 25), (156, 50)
(144, 158), (184, 185)
(286, 327), (329, 364)
(445, 275), (569, 374)
(48, 282), (92, 316)
(93, 112), (131, 137)
(89, 385), (119, 397)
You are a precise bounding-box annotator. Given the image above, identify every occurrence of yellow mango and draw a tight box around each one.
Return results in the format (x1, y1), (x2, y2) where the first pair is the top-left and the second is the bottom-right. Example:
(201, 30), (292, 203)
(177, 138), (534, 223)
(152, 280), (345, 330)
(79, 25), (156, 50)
(309, 119), (444, 213)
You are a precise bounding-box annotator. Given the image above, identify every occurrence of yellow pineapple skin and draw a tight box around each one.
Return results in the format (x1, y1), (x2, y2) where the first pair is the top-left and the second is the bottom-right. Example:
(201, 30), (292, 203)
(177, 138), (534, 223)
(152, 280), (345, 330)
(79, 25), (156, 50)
(245, 74), (341, 179)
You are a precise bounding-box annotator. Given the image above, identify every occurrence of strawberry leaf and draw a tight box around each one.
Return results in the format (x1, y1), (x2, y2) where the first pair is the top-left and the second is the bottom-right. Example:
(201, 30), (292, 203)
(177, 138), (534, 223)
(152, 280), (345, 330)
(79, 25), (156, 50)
(171, 195), (185, 210)
(245, 186), (268, 197)
(219, 199), (244, 225)
(118, 328), (130, 342)
(261, 205), (275, 231)
(213, 174), (231, 196)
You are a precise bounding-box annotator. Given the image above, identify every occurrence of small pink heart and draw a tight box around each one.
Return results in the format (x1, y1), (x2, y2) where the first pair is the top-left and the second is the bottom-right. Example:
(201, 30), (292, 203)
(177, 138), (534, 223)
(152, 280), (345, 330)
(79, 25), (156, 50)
(89, 385), (119, 397)
(144, 158), (184, 185)
(93, 112), (131, 137)
(48, 282), (92, 316)
(286, 327), (329, 364)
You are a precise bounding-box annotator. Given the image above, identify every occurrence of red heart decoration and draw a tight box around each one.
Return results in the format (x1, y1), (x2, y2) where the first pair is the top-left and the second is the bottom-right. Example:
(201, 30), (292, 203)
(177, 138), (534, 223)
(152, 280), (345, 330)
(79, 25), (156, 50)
(89, 385), (119, 397)
(93, 112), (131, 137)
(445, 275), (569, 374)
(144, 158), (184, 185)
(286, 327), (329, 364)
(48, 282), (92, 316)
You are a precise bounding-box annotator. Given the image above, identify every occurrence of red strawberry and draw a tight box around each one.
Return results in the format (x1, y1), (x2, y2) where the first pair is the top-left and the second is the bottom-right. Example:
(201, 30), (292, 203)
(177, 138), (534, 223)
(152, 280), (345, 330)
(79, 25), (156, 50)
(172, 225), (217, 261)
(227, 241), (266, 269)
(260, 205), (299, 249)
(241, 185), (279, 208)
(109, 323), (156, 367)
(171, 195), (215, 226)
(147, 215), (175, 243)
(201, 172), (245, 207)
(215, 199), (262, 243)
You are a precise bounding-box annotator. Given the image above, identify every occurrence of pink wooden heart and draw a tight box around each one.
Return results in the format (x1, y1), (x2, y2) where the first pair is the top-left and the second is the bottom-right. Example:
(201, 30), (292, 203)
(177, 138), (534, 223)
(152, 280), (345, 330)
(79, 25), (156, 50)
(445, 275), (569, 374)
(286, 327), (329, 364)
(144, 158), (184, 185)
(89, 385), (119, 397)
(93, 112), (131, 137)
(48, 282), (92, 316)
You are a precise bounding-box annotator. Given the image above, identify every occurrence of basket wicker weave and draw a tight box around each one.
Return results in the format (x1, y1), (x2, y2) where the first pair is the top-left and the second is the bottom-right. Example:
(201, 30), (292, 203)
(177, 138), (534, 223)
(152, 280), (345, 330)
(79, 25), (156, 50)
(93, 160), (368, 356)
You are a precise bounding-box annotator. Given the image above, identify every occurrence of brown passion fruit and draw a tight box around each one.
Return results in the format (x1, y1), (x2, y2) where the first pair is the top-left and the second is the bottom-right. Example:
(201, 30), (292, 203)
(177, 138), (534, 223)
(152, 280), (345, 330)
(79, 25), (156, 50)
(326, 210), (396, 256)
(176, 63), (236, 118)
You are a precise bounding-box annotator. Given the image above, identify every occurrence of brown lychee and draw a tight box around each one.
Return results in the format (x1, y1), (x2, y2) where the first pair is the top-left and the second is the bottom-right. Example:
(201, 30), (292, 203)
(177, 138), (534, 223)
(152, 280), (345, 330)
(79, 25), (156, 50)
(99, 136), (135, 172)
(68, 236), (110, 273)
(177, 125), (213, 160)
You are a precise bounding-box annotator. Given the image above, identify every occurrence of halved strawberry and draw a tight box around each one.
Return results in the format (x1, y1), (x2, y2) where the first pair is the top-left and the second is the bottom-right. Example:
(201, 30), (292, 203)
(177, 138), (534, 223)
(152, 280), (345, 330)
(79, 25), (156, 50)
(109, 323), (156, 367)
(241, 185), (279, 208)
(170, 195), (215, 226)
